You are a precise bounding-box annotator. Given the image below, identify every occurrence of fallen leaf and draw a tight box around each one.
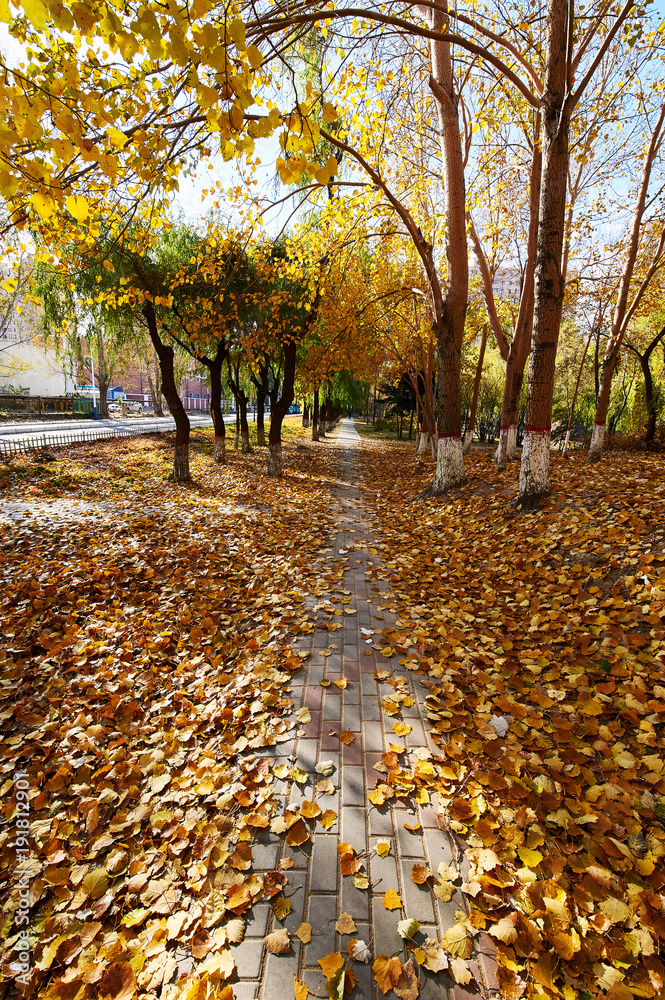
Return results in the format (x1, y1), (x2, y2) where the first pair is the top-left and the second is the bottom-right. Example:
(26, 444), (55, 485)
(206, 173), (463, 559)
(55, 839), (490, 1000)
(294, 976), (309, 1000)
(373, 955), (402, 995)
(349, 939), (371, 963)
(382, 889), (403, 910)
(295, 922), (312, 944)
(318, 951), (344, 980)
(376, 840), (391, 858)
(450, 958), (473, 985)
(335, 912), (357, 935)
(411, 863), (430, 885)
(397, 918), (421, 940)
(394, 958), (419, 1000)
(339, 731), (356, 744)
(265, 928), (291, 954)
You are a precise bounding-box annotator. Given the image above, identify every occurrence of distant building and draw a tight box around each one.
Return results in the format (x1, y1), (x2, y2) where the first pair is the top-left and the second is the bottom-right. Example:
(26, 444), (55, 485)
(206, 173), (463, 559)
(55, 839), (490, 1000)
(470, 265), (521, 303)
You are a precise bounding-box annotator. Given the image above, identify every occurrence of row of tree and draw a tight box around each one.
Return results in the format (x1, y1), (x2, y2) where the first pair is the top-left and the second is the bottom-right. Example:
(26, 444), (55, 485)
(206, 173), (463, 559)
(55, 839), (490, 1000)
(0, 0), (663, 501)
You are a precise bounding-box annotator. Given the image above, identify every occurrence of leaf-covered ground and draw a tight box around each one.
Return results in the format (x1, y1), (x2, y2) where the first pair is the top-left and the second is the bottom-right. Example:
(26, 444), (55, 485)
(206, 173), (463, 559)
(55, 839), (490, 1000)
(0, 423), (347, 1000)
(1, 427), (664, 1000)
(355, 440), (665, 1000)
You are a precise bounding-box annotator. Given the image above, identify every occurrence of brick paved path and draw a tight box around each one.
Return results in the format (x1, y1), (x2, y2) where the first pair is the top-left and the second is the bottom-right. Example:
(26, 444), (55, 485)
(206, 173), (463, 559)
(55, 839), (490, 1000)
(232, 420), (497, 1000)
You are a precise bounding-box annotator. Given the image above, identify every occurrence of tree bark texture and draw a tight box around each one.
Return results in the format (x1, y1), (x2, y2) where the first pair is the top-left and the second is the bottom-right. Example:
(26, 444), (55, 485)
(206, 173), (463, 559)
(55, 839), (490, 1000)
(312, 388), (320, 441)
(497, 116), (541, 470)
(268, 342), (297, 477)
(518, 0), (570, 505)
(205, 347), (227, 464)
(429, 9), (468, 493)
(588, 100), (665, 461)
(463, 325), (488, 454)
(142, 301), (190, 482)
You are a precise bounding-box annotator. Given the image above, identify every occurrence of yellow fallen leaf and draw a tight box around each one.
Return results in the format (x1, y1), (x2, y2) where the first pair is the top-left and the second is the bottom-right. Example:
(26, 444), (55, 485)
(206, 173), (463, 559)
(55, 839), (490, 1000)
(295, 922), (312, 944)
(382, 889), (402, 910)
(392, 722), (412, 737)
(376, 840), (391, 858)
(318, 951), (344, 980)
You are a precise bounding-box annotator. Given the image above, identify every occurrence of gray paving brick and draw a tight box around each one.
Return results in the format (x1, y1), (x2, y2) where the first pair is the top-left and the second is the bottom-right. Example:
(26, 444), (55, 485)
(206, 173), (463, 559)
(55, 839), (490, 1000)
(281, 842), (311, 869)
(370, 894), (406, 959)
(423, 826), (455, 869)
(361, 701), (382, 722)
(230, 982), (258, 1000)
(342, 703), (361, 731)
(399, 859), (436, 923)
(369, 846), (398, 894)
(232, 937), (264, 980)
(361, 674), (378, 694)
(342, 685), (360, 705)
(363, 720), (384, 752)
(322, 694), (342, 722)
(340, 805), (367, 850)
(340, 874), (371, 922)
(341, 765), (365, 807)
(282, 868), (307, 934)
(310, 835), (339, 893)
(245, 903), (271, 937)
(262, 946), (300, 997)
(419, 967), (452, 999)
(250, 841), (280, 871)
(395, 813), (426, 857)
(303, 893), (337, 964)
(368, 807), (394, 837)
(296, 739), (320, 772)
(436, 887), (469, 929)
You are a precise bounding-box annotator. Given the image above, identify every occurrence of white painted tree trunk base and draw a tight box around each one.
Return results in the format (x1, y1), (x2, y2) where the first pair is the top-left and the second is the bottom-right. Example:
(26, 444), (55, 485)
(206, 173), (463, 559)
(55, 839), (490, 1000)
(507, 423), (518, 460)
(431, 436), (466, 494)
(415, 431), (429, 456)
(518, 431), (550, 506)
(214, 435), (226, 464)
(496, 428), (508, 469)
(587, 422), (605, 463)
(267, 441), (283, 477)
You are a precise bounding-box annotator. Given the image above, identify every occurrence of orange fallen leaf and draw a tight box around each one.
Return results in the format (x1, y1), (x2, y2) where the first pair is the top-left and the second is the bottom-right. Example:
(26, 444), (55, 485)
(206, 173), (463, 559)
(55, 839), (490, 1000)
(373, 955), (402, 995)
(382, 889), (402, 910)
(339, 731), (356, 744)
(318, 951), (344, 980)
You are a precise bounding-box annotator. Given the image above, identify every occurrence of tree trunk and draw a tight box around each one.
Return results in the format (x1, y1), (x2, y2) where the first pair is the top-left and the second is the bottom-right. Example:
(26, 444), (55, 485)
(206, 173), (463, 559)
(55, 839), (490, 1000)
(96, 328), (110, 420)
(588, 100), (665, 462)
(205, 348), (227, 464)
(408, 409), (414, 440)
(463, 326), (488, 454)
(518, 0), (569, 506)
(256, 388), (267, 446)
(239, 395), (251, 453)
(429, 10), (468, 494)
(497, 114), (541, 470)
(145, 360), (163, 417)
(643, 356), (657, 445)
(268, 343), (297, 477)
(142, 301), (190, 481)
(302, 403), (310, 428)
(562, 327), (594, 458)
(312, 388), (320, 441)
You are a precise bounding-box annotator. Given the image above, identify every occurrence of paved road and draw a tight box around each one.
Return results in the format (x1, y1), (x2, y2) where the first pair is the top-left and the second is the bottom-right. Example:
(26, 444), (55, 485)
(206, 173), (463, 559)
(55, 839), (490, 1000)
(0, 413), (219, 447)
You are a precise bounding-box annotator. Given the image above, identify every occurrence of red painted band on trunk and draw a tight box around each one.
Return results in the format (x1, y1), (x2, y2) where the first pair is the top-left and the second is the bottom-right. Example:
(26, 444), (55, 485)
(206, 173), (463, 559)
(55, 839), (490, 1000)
(175, 439), (189, 445)
(594, 420), (606, 425)
(524, 425), (551, 434)
(438, 432), (462, 439)
(500, 424), (509, 431)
